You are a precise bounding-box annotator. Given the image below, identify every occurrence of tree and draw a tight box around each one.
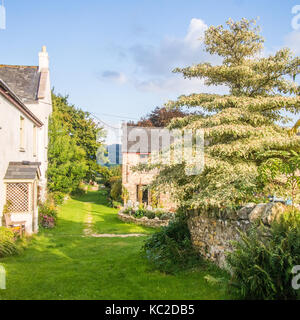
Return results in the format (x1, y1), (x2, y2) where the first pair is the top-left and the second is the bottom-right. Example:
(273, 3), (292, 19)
(98, 165), (122, 203)
(47, 112), (88, 194)
(290, 119), (300, 135)
(130, 106), (203, 127)
(144, 18), (300, 211)
(259, 150), (300, 206)
(52, 93), (104, 181)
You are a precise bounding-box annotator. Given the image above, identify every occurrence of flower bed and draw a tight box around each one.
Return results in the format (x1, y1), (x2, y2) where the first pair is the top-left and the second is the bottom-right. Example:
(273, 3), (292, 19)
(38, 202), (58, 229)
(118, 207), (175, 228)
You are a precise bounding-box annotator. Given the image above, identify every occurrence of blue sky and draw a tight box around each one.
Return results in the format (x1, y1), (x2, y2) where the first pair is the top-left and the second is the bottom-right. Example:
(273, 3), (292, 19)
(0, 0), (299, 141)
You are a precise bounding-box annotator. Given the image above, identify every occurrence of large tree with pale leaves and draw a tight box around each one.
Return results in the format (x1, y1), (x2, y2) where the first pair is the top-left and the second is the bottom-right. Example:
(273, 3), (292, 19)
(146, 18), (300, 211)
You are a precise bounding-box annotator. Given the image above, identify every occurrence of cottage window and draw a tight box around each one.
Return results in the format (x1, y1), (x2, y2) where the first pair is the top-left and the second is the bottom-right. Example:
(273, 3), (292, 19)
(136, 185), (149, 204)
(20, 116), (25, 151)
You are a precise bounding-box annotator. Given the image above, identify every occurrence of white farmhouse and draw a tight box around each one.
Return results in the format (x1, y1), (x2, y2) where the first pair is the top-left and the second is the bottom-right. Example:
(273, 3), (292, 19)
(0, 47), (52, 234)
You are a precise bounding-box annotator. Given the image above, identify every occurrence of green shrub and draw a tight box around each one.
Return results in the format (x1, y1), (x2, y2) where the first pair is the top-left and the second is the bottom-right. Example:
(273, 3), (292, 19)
(227, 209), (300, 300)
(145, 210), (156, 219)
(110, 178), (122, 202)
(71, 184), (87, 197)
(154, 210), (165, 219)
(112, 201), (122, 209)
(0, 227), (19, 258)
(142, 214), (202, 274)
(50, 192), (65, 205)
(123, 207), (133, 215)
(134, 209), (145, 218)
(160, 212), (174, 220)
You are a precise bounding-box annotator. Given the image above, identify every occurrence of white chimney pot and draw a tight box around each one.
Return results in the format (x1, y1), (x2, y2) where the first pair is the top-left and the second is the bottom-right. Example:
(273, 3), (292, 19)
(39, 46), (49, 71)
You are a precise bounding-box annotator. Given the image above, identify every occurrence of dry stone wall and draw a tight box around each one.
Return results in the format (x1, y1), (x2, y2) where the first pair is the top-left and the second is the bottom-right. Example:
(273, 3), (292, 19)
(188, 202), (287, 268)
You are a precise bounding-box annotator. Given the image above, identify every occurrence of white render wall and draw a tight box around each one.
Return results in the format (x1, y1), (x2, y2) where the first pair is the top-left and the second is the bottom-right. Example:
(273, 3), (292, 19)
(27, 70), (52, 201)
(0, 48), (52, 233)
(0, 93), (39, 226)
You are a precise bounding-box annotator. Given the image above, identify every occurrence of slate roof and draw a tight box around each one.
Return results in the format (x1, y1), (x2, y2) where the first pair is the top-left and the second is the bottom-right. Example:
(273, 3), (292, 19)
(0, 79), (43, 127)
(4, 162), (41, 180)
(0, 65), (40, 103)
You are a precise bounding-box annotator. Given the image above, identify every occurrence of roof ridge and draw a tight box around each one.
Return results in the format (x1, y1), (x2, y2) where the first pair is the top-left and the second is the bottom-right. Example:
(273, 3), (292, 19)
(0, 64), (38, 69)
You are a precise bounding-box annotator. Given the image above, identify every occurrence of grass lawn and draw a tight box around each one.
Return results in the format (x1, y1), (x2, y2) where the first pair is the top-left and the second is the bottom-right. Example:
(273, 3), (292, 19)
(0, 191), (232, 300)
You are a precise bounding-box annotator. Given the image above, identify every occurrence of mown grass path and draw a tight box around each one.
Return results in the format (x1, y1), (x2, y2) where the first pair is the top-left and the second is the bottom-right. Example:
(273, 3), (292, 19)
(0, 191), (231, 300)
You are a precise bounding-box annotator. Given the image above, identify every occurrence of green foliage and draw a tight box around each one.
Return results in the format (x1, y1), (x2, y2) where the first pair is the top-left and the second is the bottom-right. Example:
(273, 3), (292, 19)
(141, 18), (300, 211)
(259, 150), (300, 204)
(98, 165), (122, 204)
(0, 227), (19, 258)
(160, 212), (174, 220)
(97, 166), (111, 188)
(142, 214), (202, 274)
(145, 210), (156, 219)
(134, 208), (146, 218)
(47, 111), (88, 194)
(130, 106), (204, 127)
(49, 192), (65, 206)
(52, 93), (104, 182)
(227, 209), (300, 300)
(123, 207), (133, 215)
(154, 209), (165, 218)
(123, 206), (174, 221)
(291, 119), (300, 135)
(122, 186), (129, 203)
(48, 92), (105, 196)
(110, 177), (122, 202)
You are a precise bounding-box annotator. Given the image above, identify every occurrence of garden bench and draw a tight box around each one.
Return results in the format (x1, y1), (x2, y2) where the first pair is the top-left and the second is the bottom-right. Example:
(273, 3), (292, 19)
(4, 214), (26, 237)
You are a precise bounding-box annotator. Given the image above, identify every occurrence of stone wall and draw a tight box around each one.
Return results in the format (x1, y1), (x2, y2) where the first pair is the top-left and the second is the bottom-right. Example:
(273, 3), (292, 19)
(188, 202), (287, 268)
(122, 152), (175, 211)
(118, 211), (169, 228)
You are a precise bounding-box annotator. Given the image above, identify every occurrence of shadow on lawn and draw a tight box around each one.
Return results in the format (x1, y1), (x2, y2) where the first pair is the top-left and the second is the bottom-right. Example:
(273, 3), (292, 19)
(0, 190), (233, 300)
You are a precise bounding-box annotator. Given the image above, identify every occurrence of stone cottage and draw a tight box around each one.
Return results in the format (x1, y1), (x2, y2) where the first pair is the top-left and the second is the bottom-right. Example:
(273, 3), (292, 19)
(122, 125), (175, 211)
(0, 46), (52, 234)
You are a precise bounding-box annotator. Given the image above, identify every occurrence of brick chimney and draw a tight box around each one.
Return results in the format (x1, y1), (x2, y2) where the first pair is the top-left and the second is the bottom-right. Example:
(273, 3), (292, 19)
(38, 46), (49, 71)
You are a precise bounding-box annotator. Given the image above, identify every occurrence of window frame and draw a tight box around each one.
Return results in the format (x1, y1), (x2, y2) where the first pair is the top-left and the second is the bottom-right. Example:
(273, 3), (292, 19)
(33, 125), (37, 157)
(20, 116), (25, 152)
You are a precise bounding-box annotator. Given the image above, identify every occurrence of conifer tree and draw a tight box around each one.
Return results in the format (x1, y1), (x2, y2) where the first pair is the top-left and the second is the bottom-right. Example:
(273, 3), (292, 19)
(150, 18), (300, 210)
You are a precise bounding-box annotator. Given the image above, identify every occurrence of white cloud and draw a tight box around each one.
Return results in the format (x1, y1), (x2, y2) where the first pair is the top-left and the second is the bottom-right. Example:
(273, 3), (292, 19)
(98, 18), (226, 97)
(285, 30), (300, 55)
(130, 18), (212, 76)
(184, 18), (208, 48)
(100, 70), (127, 84)
(134, 75), (227, 96)
(127, 18), (225, 95)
